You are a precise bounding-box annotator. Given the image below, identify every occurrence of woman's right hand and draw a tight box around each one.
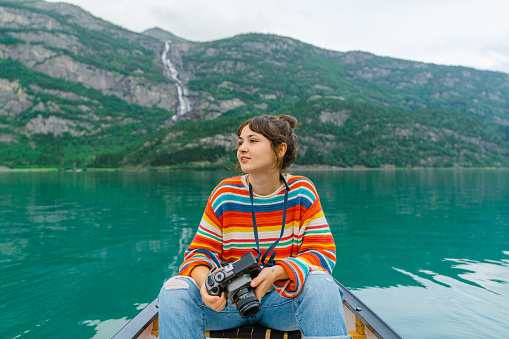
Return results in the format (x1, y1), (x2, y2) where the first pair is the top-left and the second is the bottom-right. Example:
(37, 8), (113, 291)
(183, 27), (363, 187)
(200, 282), (227, 312)
(191, 265), (228, 312)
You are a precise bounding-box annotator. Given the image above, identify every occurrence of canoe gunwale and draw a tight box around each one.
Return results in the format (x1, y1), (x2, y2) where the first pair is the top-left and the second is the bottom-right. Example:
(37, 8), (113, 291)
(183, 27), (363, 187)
(113, 299), (158, 339)
(336, 279), (402, 339)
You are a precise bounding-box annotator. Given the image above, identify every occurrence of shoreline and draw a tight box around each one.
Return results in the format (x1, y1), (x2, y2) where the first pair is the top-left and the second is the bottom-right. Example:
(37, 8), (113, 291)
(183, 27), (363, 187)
(1, 165), (508, 172)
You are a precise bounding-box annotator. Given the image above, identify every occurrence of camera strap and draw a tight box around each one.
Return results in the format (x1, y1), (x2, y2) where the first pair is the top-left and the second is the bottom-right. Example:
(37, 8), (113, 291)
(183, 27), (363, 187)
(248, 173), (290, 268)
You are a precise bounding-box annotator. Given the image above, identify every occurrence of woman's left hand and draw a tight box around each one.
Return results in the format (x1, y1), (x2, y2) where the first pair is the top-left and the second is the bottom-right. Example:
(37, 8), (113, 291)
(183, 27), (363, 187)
(250, 265), (289, 301)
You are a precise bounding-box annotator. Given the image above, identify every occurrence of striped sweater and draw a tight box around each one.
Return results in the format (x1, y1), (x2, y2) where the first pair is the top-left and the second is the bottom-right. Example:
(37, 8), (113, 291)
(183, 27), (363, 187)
(179, 174), (336, 298)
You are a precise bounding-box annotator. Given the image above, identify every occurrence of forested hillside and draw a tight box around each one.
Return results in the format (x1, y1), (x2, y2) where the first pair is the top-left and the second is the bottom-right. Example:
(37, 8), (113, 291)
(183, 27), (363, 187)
(1, 0), (508, 169)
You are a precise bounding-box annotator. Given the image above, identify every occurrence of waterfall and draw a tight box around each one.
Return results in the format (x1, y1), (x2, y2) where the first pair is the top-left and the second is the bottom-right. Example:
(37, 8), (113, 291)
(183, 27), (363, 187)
(161, 41), (191, 121)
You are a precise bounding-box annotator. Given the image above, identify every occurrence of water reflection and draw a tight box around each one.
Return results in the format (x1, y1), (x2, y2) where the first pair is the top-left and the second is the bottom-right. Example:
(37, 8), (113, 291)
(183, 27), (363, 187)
(308, 169), (509, 290)
(80, 318), (129, 339)
(355, 254), (509, 338)
(0, 170), (224, 338)
(446, 257), (509, 295)
(1, 169), (508, 338)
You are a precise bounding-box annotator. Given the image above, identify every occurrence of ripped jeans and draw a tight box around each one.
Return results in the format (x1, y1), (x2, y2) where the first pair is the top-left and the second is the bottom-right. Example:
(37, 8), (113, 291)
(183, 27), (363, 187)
(157, 272), (351, 339)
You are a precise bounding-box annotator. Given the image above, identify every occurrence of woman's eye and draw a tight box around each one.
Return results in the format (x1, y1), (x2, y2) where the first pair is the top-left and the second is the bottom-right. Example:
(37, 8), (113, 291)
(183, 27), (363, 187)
(250, 139), (257, 143)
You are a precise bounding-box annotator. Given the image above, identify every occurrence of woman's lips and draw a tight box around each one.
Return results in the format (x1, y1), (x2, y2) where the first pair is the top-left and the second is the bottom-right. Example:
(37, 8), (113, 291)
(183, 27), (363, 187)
(240, 157), (250, 163)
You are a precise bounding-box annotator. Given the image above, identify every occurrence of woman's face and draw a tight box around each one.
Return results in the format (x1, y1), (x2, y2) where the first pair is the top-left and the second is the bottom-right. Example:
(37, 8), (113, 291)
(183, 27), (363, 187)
(237, 125), (278, 175)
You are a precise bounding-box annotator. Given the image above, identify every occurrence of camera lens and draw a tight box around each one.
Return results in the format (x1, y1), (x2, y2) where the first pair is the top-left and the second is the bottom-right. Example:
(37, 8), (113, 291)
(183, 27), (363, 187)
(233, 287), (261, 318)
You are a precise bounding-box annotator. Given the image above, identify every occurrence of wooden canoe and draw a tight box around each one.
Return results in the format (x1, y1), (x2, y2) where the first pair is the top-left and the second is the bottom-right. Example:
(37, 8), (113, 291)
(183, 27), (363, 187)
(113, 279), (402, 339)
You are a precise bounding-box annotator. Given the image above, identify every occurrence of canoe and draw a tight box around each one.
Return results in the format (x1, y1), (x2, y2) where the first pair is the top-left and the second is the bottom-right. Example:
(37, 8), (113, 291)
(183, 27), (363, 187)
(113, 279), (402, 339)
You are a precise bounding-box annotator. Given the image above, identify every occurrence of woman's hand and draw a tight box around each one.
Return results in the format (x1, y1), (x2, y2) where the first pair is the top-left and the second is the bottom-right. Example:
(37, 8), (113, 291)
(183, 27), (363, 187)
(200, 282), (227, 311)
(250, 265), (289, 301)
(191, 265), (228, 312)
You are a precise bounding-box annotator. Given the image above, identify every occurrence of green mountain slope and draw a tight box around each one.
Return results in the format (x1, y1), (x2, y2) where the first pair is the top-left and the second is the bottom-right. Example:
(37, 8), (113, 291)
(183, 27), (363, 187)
(120, 99), (509, 169)
(180, 33), (509, 122)
(1, 0), (508, 169)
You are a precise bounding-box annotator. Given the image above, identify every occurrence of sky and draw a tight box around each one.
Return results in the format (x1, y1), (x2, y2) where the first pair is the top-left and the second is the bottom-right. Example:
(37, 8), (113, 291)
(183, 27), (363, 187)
(46, 0), (509, 74)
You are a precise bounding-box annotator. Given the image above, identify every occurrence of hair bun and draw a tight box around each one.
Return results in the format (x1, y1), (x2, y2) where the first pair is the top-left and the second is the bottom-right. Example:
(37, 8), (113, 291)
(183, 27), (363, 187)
(277, 115), (301, 130)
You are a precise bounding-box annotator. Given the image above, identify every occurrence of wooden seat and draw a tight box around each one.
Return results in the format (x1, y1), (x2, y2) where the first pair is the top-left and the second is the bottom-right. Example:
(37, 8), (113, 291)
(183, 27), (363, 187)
(144, 316), (365, 338)
(206, 326), (302, 339)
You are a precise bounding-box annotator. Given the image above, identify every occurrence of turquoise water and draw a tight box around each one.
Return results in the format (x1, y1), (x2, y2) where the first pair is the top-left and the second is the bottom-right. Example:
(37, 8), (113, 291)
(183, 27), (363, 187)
(1, 169), (508, 338)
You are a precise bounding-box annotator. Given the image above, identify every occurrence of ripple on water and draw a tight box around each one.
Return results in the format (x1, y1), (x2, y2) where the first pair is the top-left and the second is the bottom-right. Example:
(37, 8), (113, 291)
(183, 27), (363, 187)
(80, 317), (129, 339)
(354, 255), (509, 339)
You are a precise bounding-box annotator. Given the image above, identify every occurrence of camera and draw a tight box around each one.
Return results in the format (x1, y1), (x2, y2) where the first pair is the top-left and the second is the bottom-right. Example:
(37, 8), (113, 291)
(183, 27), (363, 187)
(205, 252), (261, 318)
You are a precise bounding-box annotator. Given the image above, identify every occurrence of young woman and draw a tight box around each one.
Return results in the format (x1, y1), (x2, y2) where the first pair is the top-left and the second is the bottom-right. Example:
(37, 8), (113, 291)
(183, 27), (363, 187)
(158, 115), (350, 339)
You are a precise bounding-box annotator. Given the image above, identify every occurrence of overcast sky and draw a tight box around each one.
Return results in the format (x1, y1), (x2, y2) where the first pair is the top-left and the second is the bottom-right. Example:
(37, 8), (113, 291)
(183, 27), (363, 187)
(46, 0), (509, 74)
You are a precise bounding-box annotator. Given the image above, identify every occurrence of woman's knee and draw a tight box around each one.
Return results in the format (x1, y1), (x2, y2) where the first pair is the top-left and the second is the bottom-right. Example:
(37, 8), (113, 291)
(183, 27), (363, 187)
(158, 276), (201, 307)
(162, 275), (197, 291)
(299, 272), (343, 303)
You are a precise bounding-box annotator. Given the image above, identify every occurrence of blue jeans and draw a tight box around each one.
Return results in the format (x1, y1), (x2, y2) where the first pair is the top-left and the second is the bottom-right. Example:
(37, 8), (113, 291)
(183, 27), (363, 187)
(158, 272), (351, 339)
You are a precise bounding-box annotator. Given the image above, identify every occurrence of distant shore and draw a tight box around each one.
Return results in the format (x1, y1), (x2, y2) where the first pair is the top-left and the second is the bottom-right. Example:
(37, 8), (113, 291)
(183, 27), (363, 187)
(1, 165), (508, 172)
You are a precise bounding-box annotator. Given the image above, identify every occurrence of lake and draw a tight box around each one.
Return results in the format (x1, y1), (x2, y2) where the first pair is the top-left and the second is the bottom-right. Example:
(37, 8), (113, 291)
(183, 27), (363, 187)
(1, 169), (508, 338)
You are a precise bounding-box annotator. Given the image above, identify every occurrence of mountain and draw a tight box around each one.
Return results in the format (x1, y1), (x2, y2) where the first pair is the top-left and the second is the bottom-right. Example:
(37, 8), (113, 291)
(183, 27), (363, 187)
(142, 27), (187, 43)
(1, 0), (509, 169)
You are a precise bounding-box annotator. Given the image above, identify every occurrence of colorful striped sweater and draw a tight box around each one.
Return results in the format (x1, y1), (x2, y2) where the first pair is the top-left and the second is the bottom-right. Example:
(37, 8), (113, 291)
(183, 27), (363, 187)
(179, 174), (336, 298)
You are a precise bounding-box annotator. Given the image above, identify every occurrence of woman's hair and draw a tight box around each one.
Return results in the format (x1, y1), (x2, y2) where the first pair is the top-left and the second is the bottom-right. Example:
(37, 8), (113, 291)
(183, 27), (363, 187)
(234, 114), (301, 174)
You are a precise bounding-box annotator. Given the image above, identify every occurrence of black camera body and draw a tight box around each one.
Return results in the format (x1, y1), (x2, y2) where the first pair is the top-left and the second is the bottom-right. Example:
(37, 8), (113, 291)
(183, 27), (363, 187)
(205, 252), (261, 318)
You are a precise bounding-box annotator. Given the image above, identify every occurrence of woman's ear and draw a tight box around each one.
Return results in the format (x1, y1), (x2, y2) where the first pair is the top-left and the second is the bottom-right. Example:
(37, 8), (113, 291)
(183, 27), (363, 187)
(278, 143), (287, 158)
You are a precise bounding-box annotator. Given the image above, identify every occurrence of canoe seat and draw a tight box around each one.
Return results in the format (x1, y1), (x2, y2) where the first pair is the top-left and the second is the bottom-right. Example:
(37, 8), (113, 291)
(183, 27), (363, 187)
(206, 326), (302, 339)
